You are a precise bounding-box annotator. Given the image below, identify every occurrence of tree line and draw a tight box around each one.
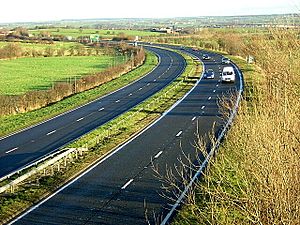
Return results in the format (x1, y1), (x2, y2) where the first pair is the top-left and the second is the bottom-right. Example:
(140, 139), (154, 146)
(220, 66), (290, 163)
(0, 45), (145, 116)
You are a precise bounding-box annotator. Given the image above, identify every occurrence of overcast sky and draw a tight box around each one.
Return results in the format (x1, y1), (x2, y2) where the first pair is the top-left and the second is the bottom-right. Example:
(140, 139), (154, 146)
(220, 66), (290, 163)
(0, 0), (298, 23)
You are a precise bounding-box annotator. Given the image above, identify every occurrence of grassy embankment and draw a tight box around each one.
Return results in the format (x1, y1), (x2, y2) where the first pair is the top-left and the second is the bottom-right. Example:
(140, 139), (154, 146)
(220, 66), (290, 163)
(0, 51), (156, 137)
(166, 29), (300, 224)
(0, 49), (201, 224)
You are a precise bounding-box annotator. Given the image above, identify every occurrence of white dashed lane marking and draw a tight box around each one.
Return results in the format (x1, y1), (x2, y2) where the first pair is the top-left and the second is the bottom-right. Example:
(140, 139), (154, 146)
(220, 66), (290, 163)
(47, 130), (56, 136)
(121, 179), (134, 190)
(5, 147), (18, 154)
(154, 151), (163, 159)
(176, 131), (183, 137)
(76, 117), (84, 122)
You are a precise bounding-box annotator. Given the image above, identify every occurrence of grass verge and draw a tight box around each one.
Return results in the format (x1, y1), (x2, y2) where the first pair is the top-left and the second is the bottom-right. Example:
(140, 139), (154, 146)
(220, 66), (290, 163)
(0, 48), (201, 224)
(172, 50), (300, 224)
(0, 51), (157, 137)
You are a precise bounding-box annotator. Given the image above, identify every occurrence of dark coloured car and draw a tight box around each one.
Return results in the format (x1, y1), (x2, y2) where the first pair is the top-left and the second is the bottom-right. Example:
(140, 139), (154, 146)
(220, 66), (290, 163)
(202, 54), (211, 60)
(204, 69), (215, 79)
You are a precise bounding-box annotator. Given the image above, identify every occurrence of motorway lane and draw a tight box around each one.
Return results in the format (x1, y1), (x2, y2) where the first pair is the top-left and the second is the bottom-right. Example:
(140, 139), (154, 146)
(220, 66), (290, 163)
(9, 48), (242, 225)
(0, 47), (186, 178)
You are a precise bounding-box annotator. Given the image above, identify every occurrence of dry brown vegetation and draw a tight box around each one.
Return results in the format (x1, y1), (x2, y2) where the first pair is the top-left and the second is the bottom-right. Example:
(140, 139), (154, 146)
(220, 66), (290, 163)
(160, 28), (300, 225)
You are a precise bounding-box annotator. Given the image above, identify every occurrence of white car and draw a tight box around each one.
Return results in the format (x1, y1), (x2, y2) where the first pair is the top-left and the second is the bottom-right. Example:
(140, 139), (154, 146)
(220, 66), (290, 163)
(221, 66), (235, 83)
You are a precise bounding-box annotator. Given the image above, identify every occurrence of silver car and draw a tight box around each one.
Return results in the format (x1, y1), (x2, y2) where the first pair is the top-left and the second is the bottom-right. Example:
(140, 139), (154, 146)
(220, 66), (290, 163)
(221, 57), (230, 64)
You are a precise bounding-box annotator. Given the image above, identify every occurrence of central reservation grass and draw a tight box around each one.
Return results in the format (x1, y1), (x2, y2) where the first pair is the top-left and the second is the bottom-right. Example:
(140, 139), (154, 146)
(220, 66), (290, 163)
(0, 55), (124, 95)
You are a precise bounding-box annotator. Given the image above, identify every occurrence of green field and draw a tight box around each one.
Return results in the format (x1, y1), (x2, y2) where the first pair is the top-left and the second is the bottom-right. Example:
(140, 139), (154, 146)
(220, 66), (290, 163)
(0, 55), (124, 95)
(0, 41), (77, 50)
(29, 28), (162, 38)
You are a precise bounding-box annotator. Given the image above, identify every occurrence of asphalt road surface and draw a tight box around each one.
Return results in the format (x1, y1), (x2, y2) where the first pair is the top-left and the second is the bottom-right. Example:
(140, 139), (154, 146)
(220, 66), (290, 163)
(0, 47), (187, 178)
(8, 47), (242, 225)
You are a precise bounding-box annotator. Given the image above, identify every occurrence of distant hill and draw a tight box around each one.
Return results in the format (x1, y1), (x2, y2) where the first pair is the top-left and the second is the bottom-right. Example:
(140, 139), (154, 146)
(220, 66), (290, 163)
(1, 14), (299, 29)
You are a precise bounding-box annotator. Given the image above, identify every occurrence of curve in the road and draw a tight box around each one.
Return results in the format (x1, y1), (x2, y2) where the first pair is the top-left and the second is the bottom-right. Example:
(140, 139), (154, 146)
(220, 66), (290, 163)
(0, 46), (186, 178)
(8, 46), (243, 225)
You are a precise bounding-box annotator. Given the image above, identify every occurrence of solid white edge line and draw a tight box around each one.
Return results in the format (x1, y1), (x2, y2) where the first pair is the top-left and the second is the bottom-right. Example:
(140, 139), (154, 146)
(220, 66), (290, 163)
(121, 179), (134, 190)
(5, 147), (19, 154)
(8, 46), (198, 225)
(0, 49), (162, 142)
(160, 52), (244, 225)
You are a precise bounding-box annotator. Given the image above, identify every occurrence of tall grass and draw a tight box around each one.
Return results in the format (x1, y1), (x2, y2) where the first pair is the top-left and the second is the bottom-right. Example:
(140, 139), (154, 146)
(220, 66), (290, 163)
(172, 28), (300, 225)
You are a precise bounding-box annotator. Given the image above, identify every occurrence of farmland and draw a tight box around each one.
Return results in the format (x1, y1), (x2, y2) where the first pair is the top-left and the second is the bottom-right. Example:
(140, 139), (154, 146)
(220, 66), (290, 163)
(0, 55), (124, 95)
(29, 28), (162, 39)
(0, 41), (76, 50)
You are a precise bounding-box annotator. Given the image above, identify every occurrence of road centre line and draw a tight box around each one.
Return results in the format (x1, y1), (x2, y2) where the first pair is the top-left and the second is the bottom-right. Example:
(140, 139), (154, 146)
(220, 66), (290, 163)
(201, 106), (206, 110)
(121, 179), (134, 190)
(208, 97), (212, 100)
(128, 93), (133, 96)
(139, 87), (143, 91)
(46, 130), (56, 136)
(213, 90), (216, 93)
(76, 117), (84, 122)
(115, 100), (120, 103)
(98, 107), (105, 111)
(5, 147), (19, 154)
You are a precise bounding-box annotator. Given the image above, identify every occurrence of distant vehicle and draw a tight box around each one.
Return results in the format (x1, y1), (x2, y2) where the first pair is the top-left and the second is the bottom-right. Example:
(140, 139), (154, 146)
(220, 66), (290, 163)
(221, 66), (235, 82)
(204, 69), (215, 79)
(221, 57), (231, 64)
(202, 54), (211, 60)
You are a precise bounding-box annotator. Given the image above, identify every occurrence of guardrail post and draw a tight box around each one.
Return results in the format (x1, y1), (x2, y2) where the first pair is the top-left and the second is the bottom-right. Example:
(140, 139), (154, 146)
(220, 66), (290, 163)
(75, 149), (78, 160)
